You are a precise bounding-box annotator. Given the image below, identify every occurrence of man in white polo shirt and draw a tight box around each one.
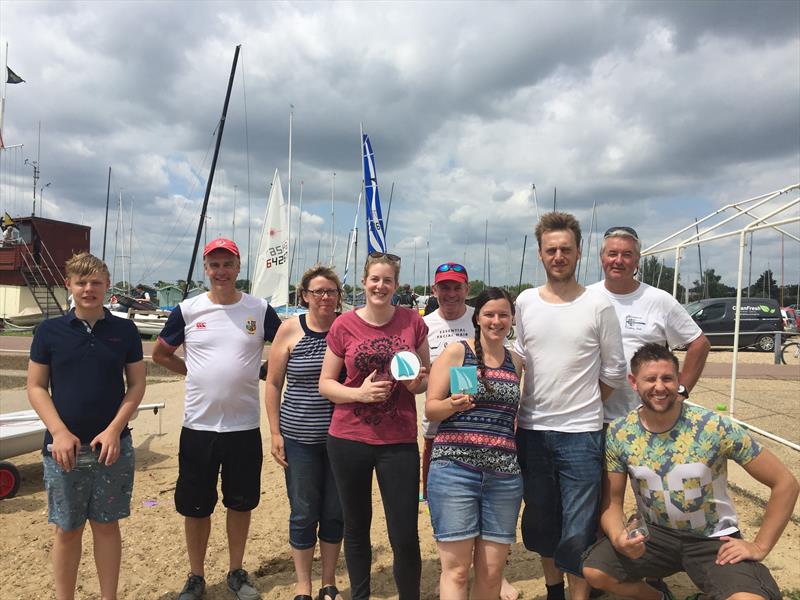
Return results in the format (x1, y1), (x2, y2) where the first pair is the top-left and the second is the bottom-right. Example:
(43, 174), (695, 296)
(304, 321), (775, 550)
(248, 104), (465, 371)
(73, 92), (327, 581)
(154, 238), (281, 600)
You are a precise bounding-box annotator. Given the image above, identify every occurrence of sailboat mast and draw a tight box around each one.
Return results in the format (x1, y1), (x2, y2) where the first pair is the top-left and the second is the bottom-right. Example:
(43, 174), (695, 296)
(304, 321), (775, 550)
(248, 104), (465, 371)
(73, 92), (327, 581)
(287, 107), (293, 303)
(532, 184), (541, 287)
(102, 166), (111, 261)
(330, 172), (336, 266)
(183, 44), (241, 300)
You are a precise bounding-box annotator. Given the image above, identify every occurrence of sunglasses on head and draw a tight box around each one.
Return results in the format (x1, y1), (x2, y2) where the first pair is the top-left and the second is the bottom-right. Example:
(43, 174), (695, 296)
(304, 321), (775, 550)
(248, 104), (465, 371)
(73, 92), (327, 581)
(603, 226), (639, 240)
(368, 251), (401, 262)
(436, 263), (467, 274)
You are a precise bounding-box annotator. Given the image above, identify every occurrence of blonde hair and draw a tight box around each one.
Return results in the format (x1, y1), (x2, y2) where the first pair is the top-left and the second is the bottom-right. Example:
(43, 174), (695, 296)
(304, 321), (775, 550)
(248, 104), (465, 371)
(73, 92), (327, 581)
(297, 265), (343, 311)
(64, 252), (110, 281)
(362, 254), (400, 283)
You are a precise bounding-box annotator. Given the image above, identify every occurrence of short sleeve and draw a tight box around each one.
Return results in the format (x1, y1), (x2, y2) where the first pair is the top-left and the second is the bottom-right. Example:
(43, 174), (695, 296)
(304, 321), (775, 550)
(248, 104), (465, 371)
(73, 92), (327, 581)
(29, 321), (52, 365)
(413, 311), (428, 348)
(719, 416), (762, 466)
(665, 301), (703, 348)
(326, 316), (347, 358)
(604, 421), (627, 473)
(263, 304), (282, 342)
(512, 297), (526, 357)
(158, 305), (186, 348)
(124, 320), (144, 363)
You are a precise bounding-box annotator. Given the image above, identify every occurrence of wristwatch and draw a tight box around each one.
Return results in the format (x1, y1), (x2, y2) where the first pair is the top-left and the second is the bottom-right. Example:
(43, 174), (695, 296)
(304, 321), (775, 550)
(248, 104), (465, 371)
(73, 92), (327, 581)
(677, 384), (689, 399)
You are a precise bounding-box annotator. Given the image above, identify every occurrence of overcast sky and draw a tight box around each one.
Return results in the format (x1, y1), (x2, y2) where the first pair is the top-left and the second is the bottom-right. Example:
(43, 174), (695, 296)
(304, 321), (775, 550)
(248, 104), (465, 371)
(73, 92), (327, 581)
(1, 0), (798, 292)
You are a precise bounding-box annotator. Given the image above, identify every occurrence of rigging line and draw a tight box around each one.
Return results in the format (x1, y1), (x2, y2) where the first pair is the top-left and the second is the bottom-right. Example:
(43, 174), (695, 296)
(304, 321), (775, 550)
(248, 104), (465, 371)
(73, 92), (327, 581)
(137, 131), (216, 282)
(241, 48), (253, 289)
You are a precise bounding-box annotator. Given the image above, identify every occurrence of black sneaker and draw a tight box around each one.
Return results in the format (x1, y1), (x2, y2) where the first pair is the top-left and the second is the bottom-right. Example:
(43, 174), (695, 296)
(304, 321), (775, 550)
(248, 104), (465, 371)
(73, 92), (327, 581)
(227, 568), (260, 600)
(177, 574), (206, 600)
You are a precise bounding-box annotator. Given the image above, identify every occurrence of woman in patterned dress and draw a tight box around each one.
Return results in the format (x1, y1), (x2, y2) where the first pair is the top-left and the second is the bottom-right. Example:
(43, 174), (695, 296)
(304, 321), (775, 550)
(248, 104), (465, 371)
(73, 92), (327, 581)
(265, 265), (345, 600)
(425, 287), (524, 599)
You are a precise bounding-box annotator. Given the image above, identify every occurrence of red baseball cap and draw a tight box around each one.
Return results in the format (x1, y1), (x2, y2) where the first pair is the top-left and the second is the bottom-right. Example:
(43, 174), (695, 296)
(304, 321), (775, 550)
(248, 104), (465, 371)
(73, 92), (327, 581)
(203, 238), (240, 257)
(434, 262), (468, 285)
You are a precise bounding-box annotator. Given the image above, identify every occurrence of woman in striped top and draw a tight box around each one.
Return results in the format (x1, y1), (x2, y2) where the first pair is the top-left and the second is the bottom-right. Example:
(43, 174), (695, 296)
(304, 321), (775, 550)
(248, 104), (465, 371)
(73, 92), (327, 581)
(265, 265), (345, 600)
(425, 287), (524, 600)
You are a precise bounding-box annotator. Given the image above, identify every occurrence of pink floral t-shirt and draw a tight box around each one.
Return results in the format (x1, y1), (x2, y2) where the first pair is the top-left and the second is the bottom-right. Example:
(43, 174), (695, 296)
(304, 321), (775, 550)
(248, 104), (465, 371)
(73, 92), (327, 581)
(326, 307), (428, 444)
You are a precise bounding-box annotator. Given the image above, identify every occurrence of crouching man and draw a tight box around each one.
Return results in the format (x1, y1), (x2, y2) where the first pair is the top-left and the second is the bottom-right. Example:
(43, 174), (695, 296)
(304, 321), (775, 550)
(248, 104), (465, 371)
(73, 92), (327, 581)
(583, 343), (798, 600)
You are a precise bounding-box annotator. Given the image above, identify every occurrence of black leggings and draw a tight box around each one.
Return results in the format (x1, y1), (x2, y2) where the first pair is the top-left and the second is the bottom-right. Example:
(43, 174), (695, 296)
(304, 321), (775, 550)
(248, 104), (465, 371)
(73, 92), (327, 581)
(327, 435), (421, 600)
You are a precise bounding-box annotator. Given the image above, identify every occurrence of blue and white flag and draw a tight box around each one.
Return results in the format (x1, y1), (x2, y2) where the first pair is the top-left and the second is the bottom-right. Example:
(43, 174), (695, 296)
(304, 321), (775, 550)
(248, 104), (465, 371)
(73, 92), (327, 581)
(362, 133), (387, 253)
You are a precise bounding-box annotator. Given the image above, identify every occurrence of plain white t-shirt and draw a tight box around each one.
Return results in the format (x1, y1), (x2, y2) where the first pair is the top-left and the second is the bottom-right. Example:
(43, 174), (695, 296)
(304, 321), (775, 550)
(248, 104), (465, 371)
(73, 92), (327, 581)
(513, 287), (627, 432)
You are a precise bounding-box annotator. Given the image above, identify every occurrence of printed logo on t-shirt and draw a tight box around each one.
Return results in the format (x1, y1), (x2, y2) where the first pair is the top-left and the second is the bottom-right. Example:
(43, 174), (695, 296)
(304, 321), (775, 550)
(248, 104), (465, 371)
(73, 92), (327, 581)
(196, 322), (207, 329)
(245, 318), (257, 334)
(624, 314), (646, 331)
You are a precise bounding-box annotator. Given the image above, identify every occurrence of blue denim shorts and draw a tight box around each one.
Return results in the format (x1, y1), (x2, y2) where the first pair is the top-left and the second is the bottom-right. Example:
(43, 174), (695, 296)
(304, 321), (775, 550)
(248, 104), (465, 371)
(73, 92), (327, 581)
(427, 459), (522, 545)
(43, 435), (135, 531)
(517, 429), (603, 576)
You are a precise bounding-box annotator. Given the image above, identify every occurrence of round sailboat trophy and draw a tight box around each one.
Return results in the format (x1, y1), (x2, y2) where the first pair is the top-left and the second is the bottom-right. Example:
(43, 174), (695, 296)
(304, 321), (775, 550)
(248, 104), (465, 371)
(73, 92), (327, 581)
(390, 351), (421, 381)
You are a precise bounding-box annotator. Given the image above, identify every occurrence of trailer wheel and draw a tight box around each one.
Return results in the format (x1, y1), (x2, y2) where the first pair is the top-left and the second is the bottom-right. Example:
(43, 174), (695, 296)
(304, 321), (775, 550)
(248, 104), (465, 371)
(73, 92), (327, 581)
(0, 462), (21, 499)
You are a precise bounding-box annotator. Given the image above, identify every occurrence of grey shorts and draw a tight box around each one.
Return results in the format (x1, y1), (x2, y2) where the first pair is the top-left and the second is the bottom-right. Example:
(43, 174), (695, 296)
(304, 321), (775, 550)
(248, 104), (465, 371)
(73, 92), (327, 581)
(582, 522), (781, 600)
(43, 436), (135, 531)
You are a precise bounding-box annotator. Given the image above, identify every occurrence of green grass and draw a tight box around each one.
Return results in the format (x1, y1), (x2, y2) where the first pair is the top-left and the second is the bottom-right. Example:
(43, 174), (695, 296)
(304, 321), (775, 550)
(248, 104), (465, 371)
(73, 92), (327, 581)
(0, 329), (33, 337)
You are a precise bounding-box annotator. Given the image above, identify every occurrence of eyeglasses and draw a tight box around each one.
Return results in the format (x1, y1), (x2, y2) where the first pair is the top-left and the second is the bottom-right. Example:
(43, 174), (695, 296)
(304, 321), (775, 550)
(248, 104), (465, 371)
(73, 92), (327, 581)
(603, 226), (639, 240)
(305, 288), (341, 298)
(436, 263), (467, 274)
(368, 251), (401, 262)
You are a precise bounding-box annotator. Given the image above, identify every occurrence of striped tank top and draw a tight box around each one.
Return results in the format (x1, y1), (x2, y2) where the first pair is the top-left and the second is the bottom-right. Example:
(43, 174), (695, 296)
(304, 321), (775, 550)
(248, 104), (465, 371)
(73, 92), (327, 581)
(279, 314), (334, 444)
(431, 341), (521, 474)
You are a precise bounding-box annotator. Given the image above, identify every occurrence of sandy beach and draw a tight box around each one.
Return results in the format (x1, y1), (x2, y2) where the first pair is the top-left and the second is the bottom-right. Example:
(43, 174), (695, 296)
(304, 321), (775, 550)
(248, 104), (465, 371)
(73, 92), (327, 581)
(1, 352), (799, 599)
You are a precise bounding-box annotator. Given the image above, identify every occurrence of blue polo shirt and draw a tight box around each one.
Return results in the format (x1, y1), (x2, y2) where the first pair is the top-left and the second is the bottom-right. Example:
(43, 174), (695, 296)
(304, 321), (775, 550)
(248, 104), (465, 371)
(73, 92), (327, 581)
(29, 308), (144, 449)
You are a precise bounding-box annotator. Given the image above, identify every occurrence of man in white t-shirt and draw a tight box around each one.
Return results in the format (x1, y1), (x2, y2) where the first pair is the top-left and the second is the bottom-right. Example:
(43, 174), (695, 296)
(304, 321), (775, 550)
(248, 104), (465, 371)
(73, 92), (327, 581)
(421, 262), (474, 498)
(513, 213), (627, 600)
(153, 238), (281, 600)
(588, 227), (710, 424)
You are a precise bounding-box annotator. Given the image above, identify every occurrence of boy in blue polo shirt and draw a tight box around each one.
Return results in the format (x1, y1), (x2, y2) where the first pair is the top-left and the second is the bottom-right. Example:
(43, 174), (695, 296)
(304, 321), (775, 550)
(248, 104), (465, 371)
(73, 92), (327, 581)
(27, 252), (146, 600)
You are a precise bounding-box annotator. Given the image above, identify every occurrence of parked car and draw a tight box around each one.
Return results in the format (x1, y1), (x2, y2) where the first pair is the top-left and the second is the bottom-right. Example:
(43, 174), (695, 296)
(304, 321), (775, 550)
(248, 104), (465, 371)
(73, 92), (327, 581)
(683, 297), (784, 351)
(781, 307), (799, 333)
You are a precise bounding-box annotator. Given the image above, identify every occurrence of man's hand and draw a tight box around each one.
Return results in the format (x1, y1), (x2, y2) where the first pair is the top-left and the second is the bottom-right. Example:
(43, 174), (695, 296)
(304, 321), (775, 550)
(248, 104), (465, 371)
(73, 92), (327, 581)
(271, 432), (288, 469)
(357, 370), (393, 403)
(612, 529), (647, 560)
(91, 428), (122, 466)
(716, 536), (767, 565)
(50, 430), (81, 471)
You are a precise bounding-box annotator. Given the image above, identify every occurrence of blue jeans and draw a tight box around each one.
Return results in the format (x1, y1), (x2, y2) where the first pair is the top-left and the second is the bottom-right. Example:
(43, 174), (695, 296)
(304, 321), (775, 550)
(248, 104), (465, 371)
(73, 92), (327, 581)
(427, 459), (522, 544)
(284, 437), (343, 550)
(516, 429), (603, 576)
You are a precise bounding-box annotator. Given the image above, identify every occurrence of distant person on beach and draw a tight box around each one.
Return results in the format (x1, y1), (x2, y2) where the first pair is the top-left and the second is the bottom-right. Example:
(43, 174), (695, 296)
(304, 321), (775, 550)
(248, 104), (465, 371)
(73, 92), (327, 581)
(588, 226), (710, 425)
(583, 343), (799, 600)
(153, 238), (281, 600)
(265, 265), (345, 600)
(319, 251), (430, 600)
(513, 212), (627, 600)
(27, 252), (146, 600)
(426, 287), (524, 599)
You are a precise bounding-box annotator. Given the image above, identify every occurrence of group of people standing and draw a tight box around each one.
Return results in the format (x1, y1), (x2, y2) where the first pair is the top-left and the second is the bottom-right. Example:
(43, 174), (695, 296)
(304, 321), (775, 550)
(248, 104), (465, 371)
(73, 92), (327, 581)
(26, 211), (798, 600)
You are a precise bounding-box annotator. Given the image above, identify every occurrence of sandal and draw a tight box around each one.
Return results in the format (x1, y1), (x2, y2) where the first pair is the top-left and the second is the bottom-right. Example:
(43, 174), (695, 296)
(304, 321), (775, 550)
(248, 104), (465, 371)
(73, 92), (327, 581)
(318, 585), (340, 600)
